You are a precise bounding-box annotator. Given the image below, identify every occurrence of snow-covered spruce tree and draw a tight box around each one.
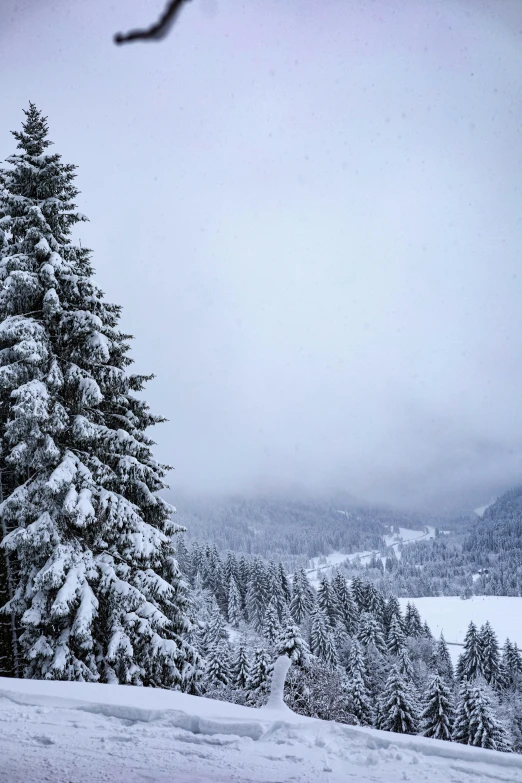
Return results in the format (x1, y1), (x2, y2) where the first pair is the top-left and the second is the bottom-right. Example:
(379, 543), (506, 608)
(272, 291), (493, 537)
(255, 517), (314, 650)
(456, 622), (483, 682)
(404, 602), (423, 638)
(245, 557), (268, 631)
(317, 575), (340, 628)
(0, 105), (200, 689)
(346, 639), (373, 725)
(331, 572), (358, 634)
(278, 561), (292, 606)
(227, 576), (243, 627)
(262, 597), (281, 645)
(358, 611), (386, 654)
(478, 622), (501, 689)
(230, 642), (251, 689)
(421, 673), (454, 741)
(275, 621), (309, 666)
(467, 681), (511, 752)
(204, 639), (231, 689)
(452, 678), (474, 745)
(383, 595), (403, 634)
(350, 576), (364, 611)
(387, 614), (406, 656)
(267, 559), (286, 620)
(434, 633), (454, 683)
(501, 639), (522, 691)
(309, 606), (337, 665)
(200, 598), (227, 655)
(289, 567), (314, 624)
(453, 679), (511, 751)
(377, 664), (420, 735)
(246, 647), (273, 705)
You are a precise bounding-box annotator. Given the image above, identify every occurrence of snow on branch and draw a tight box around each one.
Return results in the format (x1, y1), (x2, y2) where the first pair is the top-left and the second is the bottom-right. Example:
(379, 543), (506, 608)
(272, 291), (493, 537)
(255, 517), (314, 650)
(114, 0), (193, 45)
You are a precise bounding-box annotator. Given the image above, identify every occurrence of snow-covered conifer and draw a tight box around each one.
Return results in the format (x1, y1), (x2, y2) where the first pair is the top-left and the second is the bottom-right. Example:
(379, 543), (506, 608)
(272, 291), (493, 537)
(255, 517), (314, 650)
(246, 647), (273, 704)
(361, 582), (384, 617)
(278, 561), (292, 606)
(309, 607), (337, 666)
(421, 673), (454, 741)
(452, 678), (474, 744)
(387, 614), (406, 656)
(404, 602), (423, 638)
(501, 639), (522, 690)
(434, 633), (454, 683)
(384, 595), (403, 634)
(453, 679), (511, 751)
(223, 552), (240, 589)
(346, 640), (373, 725)
(478, 622), (501, 688)
(468, 681), (511, 751)
(397, 646), (416, 683)
(275, 622), (309, 666)
(262, 597), (281, 645)
(245, 558), (268, 631)
(422, 620), (433, 640)
(0, 105), (199, 689)
(227, 576), (243, 628)
(230, 642), (251, 689)
(200, 599), (227, 654)
(456, 622), (482, 681)
(350, 576), (364, 611)
(331, 572), (358, 634)
(205, 640), (231, 688)
(289, 567), (314, 624)
(267, 559), (286, 620)
(378, 664), (419, 735)
(357, 611), (386, 654)
(317, 575), (340, 628)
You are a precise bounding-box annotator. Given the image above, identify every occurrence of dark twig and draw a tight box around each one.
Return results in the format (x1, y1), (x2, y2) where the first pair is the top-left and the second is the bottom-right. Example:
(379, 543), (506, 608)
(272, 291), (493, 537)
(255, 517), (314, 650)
(114, 0), (192, 45)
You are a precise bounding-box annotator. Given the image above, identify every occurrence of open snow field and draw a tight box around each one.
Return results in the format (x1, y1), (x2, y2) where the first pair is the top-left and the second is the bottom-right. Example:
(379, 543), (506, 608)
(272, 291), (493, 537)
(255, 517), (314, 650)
(398, 596), (522, 662)
(1, 677), (522, 783)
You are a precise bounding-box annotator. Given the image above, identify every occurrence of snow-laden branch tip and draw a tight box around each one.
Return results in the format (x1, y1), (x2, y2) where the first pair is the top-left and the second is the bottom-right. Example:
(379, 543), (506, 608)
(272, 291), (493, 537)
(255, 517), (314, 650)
(114, 0), (193, 45)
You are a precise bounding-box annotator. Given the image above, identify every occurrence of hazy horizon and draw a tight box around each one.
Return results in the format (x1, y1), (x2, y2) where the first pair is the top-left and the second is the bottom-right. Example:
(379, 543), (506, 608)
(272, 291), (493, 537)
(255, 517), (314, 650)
(2, 0), (522, 514)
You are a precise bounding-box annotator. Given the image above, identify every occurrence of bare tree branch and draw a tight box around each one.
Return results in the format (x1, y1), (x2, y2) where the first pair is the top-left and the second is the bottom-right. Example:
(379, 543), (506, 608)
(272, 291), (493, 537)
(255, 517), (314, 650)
(114, 0), (192, 45)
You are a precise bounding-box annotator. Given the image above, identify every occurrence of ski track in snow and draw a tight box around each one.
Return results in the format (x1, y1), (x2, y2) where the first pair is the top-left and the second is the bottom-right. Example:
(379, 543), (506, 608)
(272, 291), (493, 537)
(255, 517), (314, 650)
(1, 678), (521, 783)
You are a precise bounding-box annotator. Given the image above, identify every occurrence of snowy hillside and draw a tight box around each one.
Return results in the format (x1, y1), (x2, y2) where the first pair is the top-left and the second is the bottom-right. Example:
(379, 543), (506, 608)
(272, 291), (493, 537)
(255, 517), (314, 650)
(398, 596), (522, 662)
(307, 526), (441, 584)
(1, 676), (521, 783)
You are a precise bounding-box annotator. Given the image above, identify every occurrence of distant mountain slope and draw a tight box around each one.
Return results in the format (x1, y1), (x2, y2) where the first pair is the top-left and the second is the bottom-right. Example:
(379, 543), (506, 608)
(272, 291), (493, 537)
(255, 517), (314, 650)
(463, 487), (522, 595)
(172, 492), (445, 565)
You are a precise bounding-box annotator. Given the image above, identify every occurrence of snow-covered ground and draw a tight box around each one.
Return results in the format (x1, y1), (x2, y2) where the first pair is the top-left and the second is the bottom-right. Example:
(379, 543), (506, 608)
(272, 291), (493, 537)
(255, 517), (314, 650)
(1, 676), (521, 783)
(399, 596), (522, 662)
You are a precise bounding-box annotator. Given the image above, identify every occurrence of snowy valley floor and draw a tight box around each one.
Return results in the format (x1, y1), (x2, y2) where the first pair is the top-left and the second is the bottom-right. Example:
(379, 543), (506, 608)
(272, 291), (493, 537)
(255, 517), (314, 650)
(1, 678), (522, 783)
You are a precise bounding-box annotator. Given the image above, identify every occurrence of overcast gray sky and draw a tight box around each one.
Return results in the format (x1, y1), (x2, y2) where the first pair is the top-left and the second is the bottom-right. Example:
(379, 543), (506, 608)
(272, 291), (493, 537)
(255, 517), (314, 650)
(1, 0), (522, 512)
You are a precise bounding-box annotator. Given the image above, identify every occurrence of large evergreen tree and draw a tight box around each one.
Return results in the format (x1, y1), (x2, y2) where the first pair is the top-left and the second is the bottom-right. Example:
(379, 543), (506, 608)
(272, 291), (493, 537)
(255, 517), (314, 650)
(456, 622), (482, 682)
(421, 674), (454, 741)
(0, 105), (199, 689)
(346, 639), (373, 725)
(289, 567), (314, 624)
(453, 679), (511, 752)
(378, 664), (419, 735)
(478, 622), (501, 688)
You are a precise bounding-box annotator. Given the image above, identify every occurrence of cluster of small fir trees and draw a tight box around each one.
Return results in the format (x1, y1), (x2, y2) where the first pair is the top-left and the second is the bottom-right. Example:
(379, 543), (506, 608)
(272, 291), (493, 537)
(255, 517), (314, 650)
(180, 539), (521, 751)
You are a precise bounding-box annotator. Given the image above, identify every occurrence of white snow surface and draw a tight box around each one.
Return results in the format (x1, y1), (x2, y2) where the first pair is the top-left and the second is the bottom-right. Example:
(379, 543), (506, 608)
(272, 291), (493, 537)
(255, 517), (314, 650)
(398, 596), (522, 662)
(1, 676), (521, 782)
